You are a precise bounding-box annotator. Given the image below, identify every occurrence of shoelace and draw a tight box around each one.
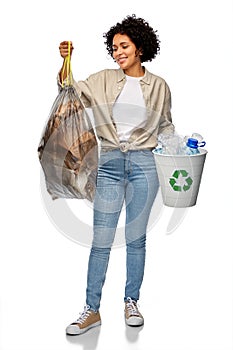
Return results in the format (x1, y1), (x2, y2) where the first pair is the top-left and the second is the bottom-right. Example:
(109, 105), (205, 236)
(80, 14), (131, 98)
(126, 297), (140, 316)
(75, 305), (92, 325)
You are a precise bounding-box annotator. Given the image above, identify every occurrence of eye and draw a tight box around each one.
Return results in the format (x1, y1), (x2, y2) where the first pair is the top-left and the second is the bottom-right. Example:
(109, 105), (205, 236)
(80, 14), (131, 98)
(122, 45), (128, 49)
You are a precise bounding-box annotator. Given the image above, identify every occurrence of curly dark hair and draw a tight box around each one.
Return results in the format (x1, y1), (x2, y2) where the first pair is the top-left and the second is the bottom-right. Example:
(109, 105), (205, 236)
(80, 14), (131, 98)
(103, 14), (160, 63)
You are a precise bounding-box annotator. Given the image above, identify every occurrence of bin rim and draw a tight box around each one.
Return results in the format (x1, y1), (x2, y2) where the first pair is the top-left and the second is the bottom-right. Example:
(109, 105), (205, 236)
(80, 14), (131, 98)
(152, 148), (208, 158)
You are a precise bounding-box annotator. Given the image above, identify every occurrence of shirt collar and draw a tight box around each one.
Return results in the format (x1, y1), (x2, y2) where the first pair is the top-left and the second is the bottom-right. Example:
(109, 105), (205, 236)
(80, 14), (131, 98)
(116, 68), (125, 82)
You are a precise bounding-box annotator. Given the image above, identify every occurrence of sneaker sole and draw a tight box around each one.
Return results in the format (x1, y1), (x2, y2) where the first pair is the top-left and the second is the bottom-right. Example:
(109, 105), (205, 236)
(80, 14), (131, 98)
(125, 316), (144, 327)
(66, 320), (101, 335)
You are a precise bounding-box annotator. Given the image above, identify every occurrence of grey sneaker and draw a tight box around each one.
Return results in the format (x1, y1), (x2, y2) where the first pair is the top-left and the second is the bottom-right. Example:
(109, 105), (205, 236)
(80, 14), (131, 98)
(66, 305), (101, 335)
(125, 297), (144, 326)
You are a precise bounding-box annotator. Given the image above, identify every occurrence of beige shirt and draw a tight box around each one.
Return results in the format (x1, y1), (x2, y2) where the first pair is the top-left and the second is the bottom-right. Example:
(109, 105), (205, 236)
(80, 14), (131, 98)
(60, 67), (174, 152)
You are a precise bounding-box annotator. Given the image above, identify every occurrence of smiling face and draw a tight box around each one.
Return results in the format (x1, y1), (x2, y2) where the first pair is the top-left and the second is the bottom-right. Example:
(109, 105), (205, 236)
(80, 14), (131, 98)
(112, 33), (144, 76)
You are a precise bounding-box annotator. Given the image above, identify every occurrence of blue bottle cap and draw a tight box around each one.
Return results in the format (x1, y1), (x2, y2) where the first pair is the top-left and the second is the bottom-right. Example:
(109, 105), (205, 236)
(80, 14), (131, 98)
(186, 138), (198, 149)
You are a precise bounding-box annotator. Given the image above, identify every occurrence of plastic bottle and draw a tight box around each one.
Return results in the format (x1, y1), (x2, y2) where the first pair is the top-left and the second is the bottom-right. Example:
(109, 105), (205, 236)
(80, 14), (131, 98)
(185, 138), (206, 155)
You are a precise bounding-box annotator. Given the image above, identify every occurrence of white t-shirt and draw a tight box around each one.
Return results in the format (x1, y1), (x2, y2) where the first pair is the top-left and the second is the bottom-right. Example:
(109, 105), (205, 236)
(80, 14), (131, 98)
(112, 74), (147, 141)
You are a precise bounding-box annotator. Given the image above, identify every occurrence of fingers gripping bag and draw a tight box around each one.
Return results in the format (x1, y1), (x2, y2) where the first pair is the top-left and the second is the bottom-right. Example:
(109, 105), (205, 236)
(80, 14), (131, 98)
(38, 43), (98, 201)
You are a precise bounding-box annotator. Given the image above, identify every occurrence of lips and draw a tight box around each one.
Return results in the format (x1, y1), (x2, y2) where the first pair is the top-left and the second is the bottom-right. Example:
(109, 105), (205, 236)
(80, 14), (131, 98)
(117, 57), (127, 64)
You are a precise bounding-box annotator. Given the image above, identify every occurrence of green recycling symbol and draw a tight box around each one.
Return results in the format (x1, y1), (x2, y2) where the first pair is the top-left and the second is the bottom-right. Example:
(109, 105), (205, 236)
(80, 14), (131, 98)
(169, 169), (193, 192)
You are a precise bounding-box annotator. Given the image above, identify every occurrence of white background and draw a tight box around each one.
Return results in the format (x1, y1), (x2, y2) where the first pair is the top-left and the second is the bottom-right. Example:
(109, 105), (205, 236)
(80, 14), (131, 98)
(0, 0), (233, 349)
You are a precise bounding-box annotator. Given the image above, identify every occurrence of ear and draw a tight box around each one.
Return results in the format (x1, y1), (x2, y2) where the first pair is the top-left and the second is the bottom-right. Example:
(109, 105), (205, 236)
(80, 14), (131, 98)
(135, 48), (143, 57)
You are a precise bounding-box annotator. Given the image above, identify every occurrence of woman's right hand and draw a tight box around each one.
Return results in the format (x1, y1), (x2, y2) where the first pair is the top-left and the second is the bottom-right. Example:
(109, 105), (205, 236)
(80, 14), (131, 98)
(59, 41), (74, 83)
(59, 41), (74, 59)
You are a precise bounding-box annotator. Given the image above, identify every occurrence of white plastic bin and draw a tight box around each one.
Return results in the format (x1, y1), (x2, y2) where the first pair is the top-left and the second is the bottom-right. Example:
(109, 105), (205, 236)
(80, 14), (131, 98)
(153, 149), (207, 207)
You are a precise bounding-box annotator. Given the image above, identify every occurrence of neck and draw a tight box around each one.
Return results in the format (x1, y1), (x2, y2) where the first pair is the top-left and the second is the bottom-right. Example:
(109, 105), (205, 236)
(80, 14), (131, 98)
(124, 65), (144, 77)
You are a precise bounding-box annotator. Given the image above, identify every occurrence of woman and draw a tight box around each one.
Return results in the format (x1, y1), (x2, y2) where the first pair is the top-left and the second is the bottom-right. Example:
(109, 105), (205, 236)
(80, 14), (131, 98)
(59, 14), (174, 335)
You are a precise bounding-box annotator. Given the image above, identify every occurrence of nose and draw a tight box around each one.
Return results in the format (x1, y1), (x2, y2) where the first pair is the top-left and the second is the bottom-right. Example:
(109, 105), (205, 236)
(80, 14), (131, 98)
(114, 47), (123, 57)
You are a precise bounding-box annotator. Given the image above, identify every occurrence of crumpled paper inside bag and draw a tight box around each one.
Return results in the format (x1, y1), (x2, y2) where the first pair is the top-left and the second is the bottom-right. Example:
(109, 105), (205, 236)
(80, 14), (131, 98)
(38, 86), (98, 202)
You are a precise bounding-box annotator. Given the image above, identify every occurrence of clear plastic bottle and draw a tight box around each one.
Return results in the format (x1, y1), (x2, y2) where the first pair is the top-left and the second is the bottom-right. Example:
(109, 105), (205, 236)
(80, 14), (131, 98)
(185, 138), (206, 155)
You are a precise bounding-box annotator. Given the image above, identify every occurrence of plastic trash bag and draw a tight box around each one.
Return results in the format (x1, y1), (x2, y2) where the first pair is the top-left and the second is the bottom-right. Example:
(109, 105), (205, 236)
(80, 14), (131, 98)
(37, 85), (98, 202)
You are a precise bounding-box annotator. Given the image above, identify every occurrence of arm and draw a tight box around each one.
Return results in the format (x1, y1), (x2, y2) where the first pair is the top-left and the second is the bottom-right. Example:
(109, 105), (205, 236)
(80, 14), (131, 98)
(158, 83), (175, 135)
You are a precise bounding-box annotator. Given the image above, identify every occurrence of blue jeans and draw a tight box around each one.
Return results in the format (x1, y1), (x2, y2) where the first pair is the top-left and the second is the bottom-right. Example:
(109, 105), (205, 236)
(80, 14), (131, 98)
(86, 149), (159, 311)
